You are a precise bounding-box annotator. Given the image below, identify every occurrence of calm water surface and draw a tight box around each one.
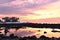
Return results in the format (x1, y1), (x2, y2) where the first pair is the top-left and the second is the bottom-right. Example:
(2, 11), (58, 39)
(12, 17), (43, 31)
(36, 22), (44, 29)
(0, 27), (60, 38)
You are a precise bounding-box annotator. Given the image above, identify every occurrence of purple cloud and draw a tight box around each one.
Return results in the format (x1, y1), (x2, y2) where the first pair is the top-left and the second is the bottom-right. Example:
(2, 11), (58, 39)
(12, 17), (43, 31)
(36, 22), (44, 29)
(0, 0), (14, 4)
(0, 0), (59, 15)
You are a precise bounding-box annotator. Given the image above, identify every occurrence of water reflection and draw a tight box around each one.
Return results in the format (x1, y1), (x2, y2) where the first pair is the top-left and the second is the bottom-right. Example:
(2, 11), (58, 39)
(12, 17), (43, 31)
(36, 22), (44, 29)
(0, 27), (60, 38)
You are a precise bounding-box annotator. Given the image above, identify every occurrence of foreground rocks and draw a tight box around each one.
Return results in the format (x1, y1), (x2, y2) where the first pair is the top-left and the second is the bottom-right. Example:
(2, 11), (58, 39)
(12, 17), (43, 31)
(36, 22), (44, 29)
(0, 34), (60, 40)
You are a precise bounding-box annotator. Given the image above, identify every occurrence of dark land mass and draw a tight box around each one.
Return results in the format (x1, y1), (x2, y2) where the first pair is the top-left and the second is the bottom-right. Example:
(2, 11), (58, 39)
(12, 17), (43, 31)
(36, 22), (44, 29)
(0, 34), (60, 40)
(0, 23), (60, 29)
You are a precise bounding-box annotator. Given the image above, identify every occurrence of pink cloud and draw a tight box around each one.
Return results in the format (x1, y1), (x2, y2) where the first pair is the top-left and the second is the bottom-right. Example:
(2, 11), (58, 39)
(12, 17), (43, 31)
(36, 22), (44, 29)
(27, 18), (60, 23)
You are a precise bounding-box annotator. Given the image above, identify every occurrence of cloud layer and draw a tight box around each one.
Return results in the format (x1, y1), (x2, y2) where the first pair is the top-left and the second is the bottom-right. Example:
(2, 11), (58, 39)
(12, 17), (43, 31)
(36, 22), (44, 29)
(0, 0), (60, 23)
(0, 0), (59, 14)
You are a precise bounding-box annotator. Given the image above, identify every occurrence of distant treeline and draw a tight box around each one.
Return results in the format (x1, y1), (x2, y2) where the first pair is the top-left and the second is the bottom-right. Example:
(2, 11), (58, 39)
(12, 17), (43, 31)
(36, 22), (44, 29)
(0, 23), (60, 29)
(19, 23), (60, 29)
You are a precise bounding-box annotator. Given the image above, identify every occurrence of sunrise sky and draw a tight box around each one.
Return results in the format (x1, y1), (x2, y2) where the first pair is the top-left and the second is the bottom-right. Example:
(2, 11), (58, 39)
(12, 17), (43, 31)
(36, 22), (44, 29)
(0, 0), (60, 23)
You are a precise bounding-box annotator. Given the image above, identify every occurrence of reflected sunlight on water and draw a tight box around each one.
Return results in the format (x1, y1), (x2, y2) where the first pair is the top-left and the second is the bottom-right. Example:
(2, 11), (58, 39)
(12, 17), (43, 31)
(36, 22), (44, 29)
(0, 27), (60, 38)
